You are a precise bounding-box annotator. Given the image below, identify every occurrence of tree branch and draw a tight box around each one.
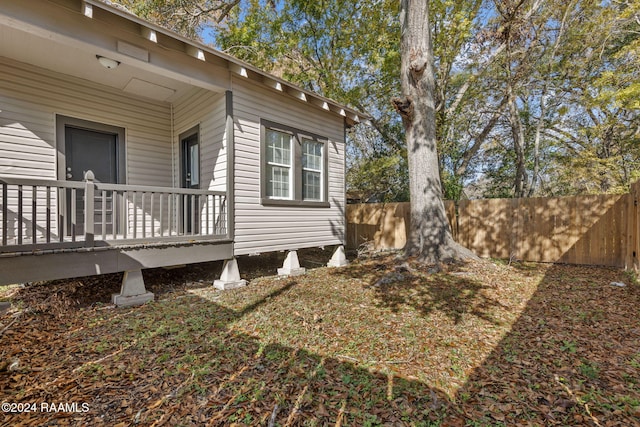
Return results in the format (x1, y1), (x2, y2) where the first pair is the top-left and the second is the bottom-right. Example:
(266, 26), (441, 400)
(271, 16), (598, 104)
(455, 95), (508, 178)
(446, 0), (546, 116)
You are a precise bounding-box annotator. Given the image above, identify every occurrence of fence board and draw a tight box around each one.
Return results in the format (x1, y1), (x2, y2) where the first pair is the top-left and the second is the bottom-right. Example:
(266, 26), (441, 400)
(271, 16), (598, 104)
(346, 188), (637, 268)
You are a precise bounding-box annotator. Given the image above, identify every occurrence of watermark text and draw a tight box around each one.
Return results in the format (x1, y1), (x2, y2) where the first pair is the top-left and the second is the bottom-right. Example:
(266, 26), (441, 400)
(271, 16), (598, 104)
(2, 402), (90, 413)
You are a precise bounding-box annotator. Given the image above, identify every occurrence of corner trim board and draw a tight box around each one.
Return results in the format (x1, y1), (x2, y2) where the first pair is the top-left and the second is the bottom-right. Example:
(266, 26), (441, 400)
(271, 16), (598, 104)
(225, 90), (236, 243)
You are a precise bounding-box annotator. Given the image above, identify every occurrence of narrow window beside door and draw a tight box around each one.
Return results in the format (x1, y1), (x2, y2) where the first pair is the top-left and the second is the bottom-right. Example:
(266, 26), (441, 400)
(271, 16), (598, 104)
(180, 126), (200, 234)
(181, 129), (200, 189)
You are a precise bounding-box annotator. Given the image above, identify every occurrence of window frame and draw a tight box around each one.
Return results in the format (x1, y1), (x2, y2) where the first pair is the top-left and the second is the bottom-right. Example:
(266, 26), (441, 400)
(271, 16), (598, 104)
(264, 127), (294, 200)
(260, 120), (329, 208)
(301, 138), (324, 202)
(179, 125), (201, 190)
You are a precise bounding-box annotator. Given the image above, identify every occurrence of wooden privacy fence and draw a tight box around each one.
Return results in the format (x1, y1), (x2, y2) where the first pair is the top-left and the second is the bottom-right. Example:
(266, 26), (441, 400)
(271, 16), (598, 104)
(347, 201), (457, 251)
(346, 180), (640, 268)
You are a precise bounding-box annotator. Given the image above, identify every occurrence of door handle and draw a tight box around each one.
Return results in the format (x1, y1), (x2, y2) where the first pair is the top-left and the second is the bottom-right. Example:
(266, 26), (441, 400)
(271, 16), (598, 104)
(66, 173), (73, 179)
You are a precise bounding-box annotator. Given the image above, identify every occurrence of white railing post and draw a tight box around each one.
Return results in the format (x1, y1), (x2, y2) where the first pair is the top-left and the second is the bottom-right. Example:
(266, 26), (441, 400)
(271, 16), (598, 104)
(84, 170), (95, 247)
(1, 176), (227, 251)
(1, 183), (7, 246)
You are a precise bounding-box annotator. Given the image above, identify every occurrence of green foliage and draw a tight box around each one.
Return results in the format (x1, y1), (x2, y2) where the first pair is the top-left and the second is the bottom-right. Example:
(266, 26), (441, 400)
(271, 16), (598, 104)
(594, 1), (640, 110)
(347, 153), (409, 202)
(579, 360), (600, 380)
(440, 169), (464, 201)
(560, 340), (577, 354)
(114, 0), (640, 200)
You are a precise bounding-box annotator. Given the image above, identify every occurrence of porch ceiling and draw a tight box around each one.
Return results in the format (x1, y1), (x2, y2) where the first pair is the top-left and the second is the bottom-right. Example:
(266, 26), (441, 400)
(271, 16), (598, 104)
(0, 0), (365, 125)
(0, 24), (195, 103)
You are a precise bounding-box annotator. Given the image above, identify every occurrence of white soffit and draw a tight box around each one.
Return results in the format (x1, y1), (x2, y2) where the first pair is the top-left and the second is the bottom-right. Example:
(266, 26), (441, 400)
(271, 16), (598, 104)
(117, 40), (150, 62)
(123, 78), (176, 101)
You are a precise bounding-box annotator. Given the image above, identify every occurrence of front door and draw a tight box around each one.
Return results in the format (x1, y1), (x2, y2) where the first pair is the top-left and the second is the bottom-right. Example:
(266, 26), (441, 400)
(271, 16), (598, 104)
(181, 130), (200, 233)
(65, 126), (119, 235)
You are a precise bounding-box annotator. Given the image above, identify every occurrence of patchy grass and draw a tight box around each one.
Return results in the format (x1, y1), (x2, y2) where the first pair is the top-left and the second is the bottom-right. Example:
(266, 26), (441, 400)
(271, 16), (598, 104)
(1, 252), (639, 426)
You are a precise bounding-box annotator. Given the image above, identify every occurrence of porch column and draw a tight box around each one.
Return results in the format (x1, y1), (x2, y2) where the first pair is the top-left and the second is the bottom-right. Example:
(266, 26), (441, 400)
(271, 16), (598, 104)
(83, 170), (95, 247)
(277, 250), (306, 276)
(112, 270), (154, 307)
(214, 258), (247, 290)
(327, 245), (349, 267)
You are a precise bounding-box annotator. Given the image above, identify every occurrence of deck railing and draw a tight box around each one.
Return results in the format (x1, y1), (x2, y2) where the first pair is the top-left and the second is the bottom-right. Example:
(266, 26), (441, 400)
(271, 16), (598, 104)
(0, 172), (228, 253)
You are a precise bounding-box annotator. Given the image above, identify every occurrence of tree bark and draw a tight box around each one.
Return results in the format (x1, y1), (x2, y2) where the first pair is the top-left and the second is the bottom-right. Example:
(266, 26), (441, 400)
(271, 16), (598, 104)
(392, 0), (476, 263)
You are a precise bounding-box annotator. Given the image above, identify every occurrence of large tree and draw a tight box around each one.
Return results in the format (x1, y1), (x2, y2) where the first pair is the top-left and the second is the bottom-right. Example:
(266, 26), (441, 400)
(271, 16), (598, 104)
(115, 0), (241, 38)
(392, 0), (476, 262)
(114, 0), (640, 202)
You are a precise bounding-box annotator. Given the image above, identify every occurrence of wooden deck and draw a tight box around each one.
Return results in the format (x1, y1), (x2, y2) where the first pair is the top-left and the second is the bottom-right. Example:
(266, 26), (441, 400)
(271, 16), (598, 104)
(0, 175), (233, 285)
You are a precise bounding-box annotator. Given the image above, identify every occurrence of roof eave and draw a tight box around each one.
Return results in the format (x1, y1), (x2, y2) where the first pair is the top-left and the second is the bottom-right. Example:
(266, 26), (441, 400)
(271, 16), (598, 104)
(85, 0), (368, 126)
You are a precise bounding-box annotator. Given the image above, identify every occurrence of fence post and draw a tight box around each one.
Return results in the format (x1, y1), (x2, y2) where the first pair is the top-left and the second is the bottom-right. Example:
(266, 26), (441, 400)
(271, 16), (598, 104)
(84, 170), (95, 247)
(628, 180), (640, 271)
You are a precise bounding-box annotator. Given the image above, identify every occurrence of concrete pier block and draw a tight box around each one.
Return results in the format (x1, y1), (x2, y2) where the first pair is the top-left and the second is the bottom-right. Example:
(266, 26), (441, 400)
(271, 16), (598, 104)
(112, 270), (154, 307)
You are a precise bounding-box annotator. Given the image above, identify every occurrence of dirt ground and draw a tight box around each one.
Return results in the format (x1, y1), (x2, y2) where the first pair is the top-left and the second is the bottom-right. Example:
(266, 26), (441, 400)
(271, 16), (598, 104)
(1, 251), (639, 426)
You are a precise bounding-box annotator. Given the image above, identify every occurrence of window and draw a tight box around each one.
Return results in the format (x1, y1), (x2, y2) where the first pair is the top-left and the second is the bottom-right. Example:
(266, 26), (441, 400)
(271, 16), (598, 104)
(265, 129), (292, 199)
(302, 139), (323, 201)
(261, 120), (329, 207)
(180, 126), (200, 189)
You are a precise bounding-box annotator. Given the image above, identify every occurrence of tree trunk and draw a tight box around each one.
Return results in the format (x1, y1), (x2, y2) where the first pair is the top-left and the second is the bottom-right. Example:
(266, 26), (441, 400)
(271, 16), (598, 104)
(528, 86), (546, 197)
(507, 79), (528, 198)
(392, 0), (476, 263)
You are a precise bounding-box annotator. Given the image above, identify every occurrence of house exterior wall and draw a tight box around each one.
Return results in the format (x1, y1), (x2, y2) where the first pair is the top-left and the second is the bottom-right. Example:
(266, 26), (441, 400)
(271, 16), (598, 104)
(0, 57), (173, 185)
(172, 87), (227, 193)
(231, 77), (346, 255)
(0, 57), (174, 240)
(0, 57), (347, 255)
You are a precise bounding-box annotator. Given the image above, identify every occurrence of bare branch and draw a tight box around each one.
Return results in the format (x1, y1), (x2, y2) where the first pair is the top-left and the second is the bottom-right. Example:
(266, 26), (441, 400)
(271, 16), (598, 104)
(446, 0), (546, 116)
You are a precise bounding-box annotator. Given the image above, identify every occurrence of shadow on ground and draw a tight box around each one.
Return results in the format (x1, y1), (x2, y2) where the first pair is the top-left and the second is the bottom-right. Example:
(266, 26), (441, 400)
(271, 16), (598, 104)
(1, 252), (639, 426)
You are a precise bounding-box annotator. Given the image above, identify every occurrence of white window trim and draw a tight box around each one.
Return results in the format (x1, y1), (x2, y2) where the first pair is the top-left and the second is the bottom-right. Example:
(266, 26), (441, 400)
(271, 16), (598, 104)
(301, 139), (324, 202)
(265, 128), (293, 200)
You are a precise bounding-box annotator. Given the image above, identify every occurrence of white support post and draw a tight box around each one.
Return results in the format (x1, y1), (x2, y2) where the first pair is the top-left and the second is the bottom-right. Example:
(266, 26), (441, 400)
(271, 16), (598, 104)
(112, 269), (154, 307)
(277, 250), (306, 276)
(327, 245), (349, 267)
(214, 258), (247, 290)
(83, 170), (95, 247)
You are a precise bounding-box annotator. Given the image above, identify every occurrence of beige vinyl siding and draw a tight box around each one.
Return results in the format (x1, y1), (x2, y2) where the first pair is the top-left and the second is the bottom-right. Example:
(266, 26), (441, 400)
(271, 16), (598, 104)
(0, 96), (57, 179)
(172, 88), (228, 235)
(172, 88), (227, 193)
(0, 58), (173, 241)
(232, 77), (346, 255)
(0, 57), (172, 185)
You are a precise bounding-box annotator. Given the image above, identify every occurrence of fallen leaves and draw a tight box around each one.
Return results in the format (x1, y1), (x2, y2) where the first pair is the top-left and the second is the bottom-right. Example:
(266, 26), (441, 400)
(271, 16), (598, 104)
(1, 252), (639, 426)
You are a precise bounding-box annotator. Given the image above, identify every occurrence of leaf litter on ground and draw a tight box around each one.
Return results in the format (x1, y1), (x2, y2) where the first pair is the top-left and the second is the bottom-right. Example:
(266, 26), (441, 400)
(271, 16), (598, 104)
(1, 248), (639, 426)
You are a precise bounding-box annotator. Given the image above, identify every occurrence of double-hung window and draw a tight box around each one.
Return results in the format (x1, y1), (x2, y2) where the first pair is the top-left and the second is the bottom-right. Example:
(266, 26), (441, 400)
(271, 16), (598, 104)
(261, 120), (329, 207)
(302, 139), (323, 201)
(265, 129), (292, 199)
